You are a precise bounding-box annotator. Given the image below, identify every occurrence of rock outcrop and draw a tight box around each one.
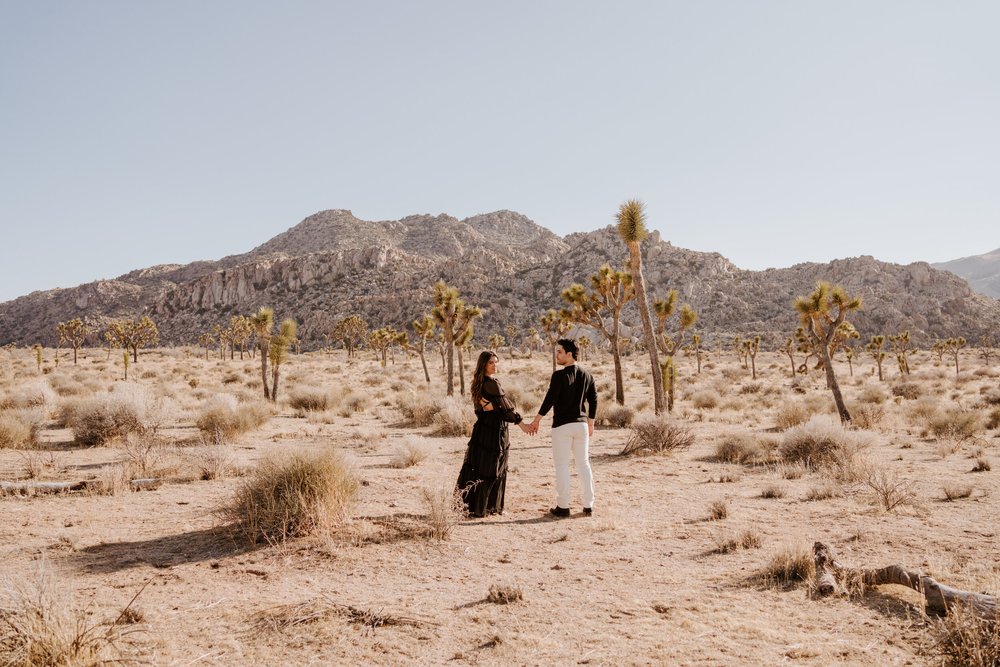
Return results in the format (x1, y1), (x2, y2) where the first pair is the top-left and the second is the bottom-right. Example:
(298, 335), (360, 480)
(2, 210), (998, 349)
(933, 247), (1000, 299)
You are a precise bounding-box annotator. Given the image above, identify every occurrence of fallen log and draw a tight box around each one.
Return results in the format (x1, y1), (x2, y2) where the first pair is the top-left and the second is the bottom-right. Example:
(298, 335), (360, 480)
(813, 541), (997, 618)
(0, 480), (88, 494)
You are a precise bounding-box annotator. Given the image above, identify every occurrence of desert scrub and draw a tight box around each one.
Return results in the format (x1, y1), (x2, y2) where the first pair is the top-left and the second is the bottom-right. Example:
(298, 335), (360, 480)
(196, 394), (271, 443)
(779, 416), (875, 480)
(758, 544), (816, 587)
(774, 401), (811, 431)
(65, 384), (173, 446)
(924, 602), (1000, 667)
(857, 385), (889, 404)
(223, 448), (359, 543)
(851, 403), (887, 430)
(0, 409), (43, 449)
(713, 432), (777, 465)
(288, 386), (337, 413)
(429, 396), (474, 437)
(599, 404), (634, 429)
(0, 379), (57, 410)
(691, 389), (721, 409)
(390, 436), (431, 468)
(421, 483), (465, 539)
(891, 382), (921, 400)
(500, 380), (539, 415)
(927, 407), (983, 442)
(620, 416), (694, 456)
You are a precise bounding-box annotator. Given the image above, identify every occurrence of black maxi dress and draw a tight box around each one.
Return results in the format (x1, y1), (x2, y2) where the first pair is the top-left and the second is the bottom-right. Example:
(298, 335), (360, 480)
(456, 377), (523, 517)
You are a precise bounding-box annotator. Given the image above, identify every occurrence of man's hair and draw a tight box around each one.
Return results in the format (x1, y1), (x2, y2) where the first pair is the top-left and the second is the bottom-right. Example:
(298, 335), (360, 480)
(557, 338), (578, 360)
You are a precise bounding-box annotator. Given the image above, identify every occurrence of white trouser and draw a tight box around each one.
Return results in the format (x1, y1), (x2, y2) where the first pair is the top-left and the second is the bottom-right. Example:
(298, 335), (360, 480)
(551, 422), (595, 509)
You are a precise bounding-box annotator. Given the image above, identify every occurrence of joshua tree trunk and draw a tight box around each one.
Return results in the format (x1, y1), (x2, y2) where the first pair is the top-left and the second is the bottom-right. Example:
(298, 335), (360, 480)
(445, 329), (455, 396)
(271, 365), (281, 402)
(418, 340), (430, 383)
(457, 346), (466, 395)
(611, 338), (625, 405)
(260, 340), (271, 401)
(627, 249), (665, 415)
(819, 344), (851, 423)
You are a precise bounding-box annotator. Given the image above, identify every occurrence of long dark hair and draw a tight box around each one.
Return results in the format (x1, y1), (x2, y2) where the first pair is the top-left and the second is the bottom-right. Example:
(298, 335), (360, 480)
(471, 350), (497, 410)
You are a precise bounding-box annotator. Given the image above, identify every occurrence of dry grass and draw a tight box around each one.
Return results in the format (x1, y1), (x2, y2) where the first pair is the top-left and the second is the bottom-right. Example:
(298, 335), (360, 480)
(942, 483), (974, 501)
(621, 416), (694, 456)
(486, 584), (524, 605)
(758, 544), (816, 587)
(713, 432), (777, 465)
(707, 500), (728, 520)
(421, 484), (466, 540)
(0, 563), (143, 666)
(779, 416), (873, 481)
(222, 448), (359, 544)
(390, 437), (431, 469)
(760, 484), (785, 499)
(0, 410), (39, 449)
(600, 404), (635, 429)
(195, 395), (271, 444)
(713, 528), (763, 554)
(863, 467), (918, 512)
(925, 604), (1000, 667)
(928, 408), (983, 443)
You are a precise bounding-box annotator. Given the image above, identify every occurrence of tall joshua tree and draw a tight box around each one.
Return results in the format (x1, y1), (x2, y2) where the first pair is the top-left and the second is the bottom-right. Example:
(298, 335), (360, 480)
(616, 199), (665, 414)
(251, 307), (274, 400)
(268, 318), (297, 402)
(56, 318), (90, 365)
(562, 264), (634, 405)
(539, 309), (570, 372)
(412, 314), (436, 383)
(432, 281), (481, 396)
(795, 281), (862, 424)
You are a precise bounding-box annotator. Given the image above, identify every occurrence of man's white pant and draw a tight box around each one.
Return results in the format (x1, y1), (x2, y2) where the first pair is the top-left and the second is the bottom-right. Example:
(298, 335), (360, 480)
(551, 422), (595, 509)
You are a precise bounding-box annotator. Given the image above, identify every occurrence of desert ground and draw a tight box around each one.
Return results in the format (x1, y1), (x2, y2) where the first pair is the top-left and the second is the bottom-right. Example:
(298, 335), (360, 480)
(1, 343), (998, 666)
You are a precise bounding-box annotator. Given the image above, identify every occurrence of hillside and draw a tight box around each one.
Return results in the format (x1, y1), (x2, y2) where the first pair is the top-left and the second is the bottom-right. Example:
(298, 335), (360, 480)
(933, 247), (1000, 299)
(2, 210), (999, 349)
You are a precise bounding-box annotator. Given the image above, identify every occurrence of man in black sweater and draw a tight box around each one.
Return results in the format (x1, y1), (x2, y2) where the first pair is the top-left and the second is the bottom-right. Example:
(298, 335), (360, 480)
(530, 338), (598, 517)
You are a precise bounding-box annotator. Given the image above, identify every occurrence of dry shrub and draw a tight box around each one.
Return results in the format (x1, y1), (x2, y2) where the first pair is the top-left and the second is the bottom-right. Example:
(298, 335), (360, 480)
(714, 529), (763, 554)
(971, 458), (991, 473)
(908, 397), (942, 423)
(501, 381), (538, 415)
(852, 403), (887, 431)
(421, 484), (465, 540)
(66, 384), (176, 446)
(739, 383), (762, 395)
(863, 466), (917, 512)
(429, 397), (474, 437)
(91, 463), (135, 496)
(486, 584), (523, 605)
(195, 395), (271, 444)
(804, 483), (842, 501)
(986, 408), (1000, 430)
(600, 404), (635, 429)
(338, 391), (371, 417)
(620, 416), (694, 456)
(942, 483), (974, 501)
(692, 389), (721, 409)
(0, 410), (41, 449)
(188, 444), (236, 480)
(390, 437), (431, 469)
(395, 391), (440, 427)
(223, 448), (359, 544)
(759, 544), (816, 587)
(760, 485), (785, 499)
(0, 563), (141, 666)
(714, 432), (777, 465)
(0, 380), (56, 410)
(708, 500), (728, 520)
(779, 416), (874, 479)
(774, 402), (812, 431)
(858, 385), (889, 404)
(288, 387), (336, 413)
(925, 604), (1000, 667)
(928, 408), (983, 442)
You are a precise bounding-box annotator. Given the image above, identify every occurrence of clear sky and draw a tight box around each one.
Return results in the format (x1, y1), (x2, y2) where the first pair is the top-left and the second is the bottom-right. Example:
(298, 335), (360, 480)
(2, 1), (998, 303)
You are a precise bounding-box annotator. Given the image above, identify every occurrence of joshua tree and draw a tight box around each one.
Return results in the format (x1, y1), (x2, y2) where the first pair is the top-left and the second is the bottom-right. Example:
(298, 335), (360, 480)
(978, 335), (997, 366)
(411, 314), (436, 383)
(368, 327), (395, 367)
(229, 315), (254, 360)
(432, 281), (481, 396)
(122, 350), (129, 381)
(795, 281), (862, 424)
(942, 337), (967, 375)
(212, 324), (230, 360)
(616, 199), (665, 414)
(250, 307), (274, 400)
(455, 325), (475, 396)
(888, 331), (913, 375)
(104, 316), (159, 363)
(931, 338), (946, 364)
(56, 318), (90, 365)
(526, 328), (540, 357)
(578, 335), (591, 361)
(332, 315), (368, 358)
(784, 336), (798, 379)
(561, 264), (634, 404)
(689, 333), (703, 374)
(734, 335), (745, 367)
(33, 344), (42, 372)
(197, 331), (214, 361)
(844, 346), (855, 377)
(652, 290), (698, 410)
(742, 336), (761, 380)
(488, 333), (505, 351)
(539, 309), (571, 372)
(866, 335), (887, 381)
(504, 324), (518, 355)
(268, 318), (297, 402)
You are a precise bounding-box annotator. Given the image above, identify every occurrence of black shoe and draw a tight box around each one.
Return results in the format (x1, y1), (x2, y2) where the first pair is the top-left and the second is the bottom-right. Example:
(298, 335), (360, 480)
(582, 507), (593, 516)
(549, 506), (570, 518)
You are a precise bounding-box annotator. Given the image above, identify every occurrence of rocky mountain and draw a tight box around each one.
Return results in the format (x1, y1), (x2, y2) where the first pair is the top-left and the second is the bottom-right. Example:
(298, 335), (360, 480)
(933, 248), (1000, 299)
(3, 210), (999, 350)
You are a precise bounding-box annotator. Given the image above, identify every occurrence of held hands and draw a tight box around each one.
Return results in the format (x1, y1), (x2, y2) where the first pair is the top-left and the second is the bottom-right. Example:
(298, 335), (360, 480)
(517, 422), (535, 436)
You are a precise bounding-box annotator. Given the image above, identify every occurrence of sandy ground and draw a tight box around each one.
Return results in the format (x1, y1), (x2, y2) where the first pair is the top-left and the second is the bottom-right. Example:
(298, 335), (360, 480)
(1, 347), (998, 666)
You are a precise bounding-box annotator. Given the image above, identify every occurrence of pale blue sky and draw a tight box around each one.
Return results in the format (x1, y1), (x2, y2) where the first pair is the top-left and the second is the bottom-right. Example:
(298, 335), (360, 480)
(2, 1), (998, 303)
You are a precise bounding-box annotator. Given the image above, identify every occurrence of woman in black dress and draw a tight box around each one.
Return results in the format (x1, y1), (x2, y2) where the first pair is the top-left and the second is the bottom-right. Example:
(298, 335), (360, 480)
(456, 350), (531, 517)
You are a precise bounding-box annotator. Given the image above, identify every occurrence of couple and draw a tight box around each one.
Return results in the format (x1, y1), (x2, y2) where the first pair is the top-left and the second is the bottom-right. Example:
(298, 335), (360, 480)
(456, 338), (597, 519)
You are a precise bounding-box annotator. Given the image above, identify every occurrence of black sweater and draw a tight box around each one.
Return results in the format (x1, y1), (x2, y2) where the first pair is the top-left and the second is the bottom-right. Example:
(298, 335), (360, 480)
(538, 364), (598, 428)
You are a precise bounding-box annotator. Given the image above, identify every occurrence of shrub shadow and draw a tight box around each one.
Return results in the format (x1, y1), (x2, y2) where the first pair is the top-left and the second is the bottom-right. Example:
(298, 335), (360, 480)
(74, 525), (256, 573)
